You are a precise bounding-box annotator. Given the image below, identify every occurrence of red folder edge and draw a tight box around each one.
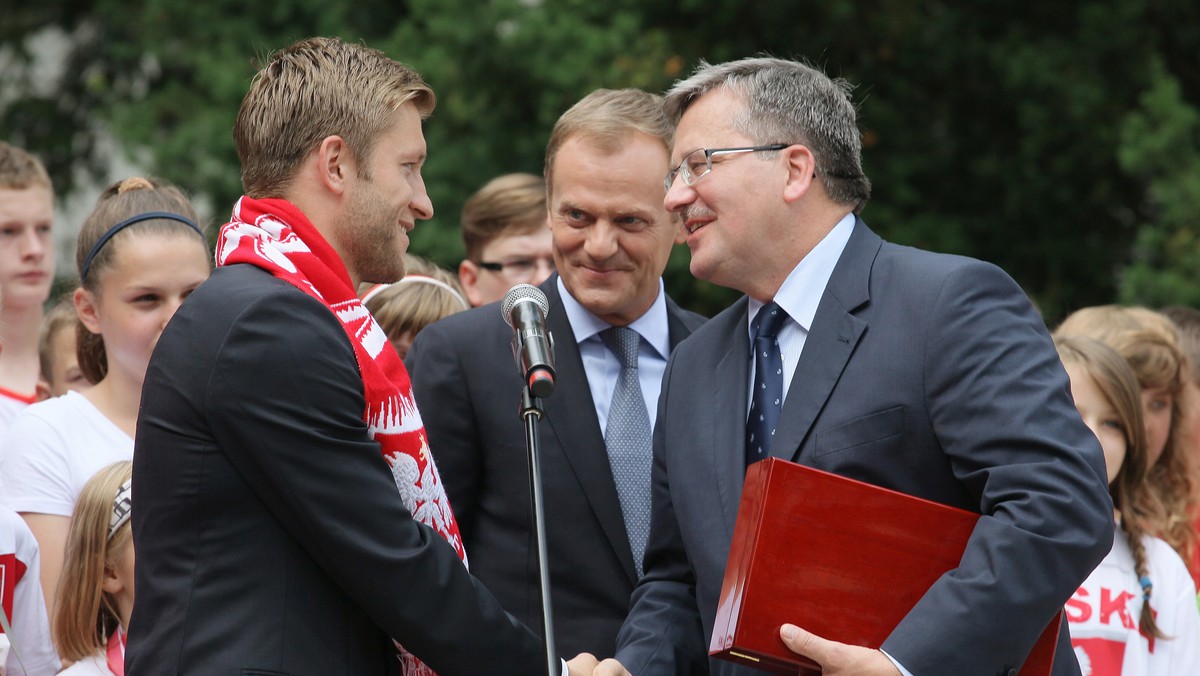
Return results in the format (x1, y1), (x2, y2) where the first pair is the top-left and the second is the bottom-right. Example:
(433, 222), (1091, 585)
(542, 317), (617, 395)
(709, 458), (1060, 675)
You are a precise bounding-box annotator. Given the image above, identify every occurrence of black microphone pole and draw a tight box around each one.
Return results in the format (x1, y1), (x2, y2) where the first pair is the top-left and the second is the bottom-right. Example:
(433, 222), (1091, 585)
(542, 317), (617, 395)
(502, 285), (557, 676)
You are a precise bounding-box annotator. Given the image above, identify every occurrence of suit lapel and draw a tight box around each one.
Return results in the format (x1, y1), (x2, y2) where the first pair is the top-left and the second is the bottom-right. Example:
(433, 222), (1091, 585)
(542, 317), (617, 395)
(771, 220), (880, 463)
(709, 298), (752, 534)
(539, 280), (640, 584)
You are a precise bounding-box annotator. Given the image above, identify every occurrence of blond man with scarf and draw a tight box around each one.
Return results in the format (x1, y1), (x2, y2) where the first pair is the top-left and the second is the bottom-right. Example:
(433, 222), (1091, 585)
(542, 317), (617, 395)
(127, 37), (598, 676)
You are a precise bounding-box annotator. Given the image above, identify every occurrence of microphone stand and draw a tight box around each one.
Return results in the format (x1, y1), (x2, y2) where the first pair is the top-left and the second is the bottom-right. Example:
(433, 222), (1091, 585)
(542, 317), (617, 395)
(520, 386), (557, 676)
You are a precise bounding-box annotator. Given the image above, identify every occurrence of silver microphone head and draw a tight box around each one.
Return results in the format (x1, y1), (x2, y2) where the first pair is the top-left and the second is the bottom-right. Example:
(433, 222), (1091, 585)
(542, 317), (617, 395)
(501, 283), (550, 328)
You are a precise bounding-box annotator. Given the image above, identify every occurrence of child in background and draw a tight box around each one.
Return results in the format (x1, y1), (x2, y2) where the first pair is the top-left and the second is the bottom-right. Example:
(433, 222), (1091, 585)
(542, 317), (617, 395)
(456, 173), (553, 307)
(0, 142), (56, 434)
(35, 296), (91, 400)
(359, 254), (468, 360)
(51, 461), (132, 676)
(0, 177), (210, 615)
(1057, 305), (1200, 585)
(1057, 335), (1200, 674)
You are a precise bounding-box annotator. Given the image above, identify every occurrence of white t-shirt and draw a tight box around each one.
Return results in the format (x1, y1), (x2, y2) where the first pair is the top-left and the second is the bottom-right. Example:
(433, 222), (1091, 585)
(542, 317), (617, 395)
(0, 389), (35, 445)
(0, 392), (132, 516)
(56, 654), (112, 676)
(1067, 531), (1200, 676)
(0, 508), (60, 676)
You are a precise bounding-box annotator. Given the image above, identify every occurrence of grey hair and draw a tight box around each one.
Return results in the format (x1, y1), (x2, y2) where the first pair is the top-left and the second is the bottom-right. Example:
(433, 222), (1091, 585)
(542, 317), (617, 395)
(663, 57), (871, 212)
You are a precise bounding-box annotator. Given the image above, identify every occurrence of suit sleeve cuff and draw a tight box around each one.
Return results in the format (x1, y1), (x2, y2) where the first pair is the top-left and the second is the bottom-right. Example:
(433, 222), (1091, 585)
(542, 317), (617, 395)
(881, 648), (915, 676)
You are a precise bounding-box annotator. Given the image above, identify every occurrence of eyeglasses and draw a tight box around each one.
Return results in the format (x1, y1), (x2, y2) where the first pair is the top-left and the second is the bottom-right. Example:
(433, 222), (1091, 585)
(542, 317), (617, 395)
(664, 144), (789, 192)
(477, 256), (556, 282)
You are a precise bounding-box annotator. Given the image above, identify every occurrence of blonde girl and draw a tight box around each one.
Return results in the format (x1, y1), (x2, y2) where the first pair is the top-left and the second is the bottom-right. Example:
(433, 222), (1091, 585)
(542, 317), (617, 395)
(1056, 305), (1200, 583)
(52, 461), (133, 675)
(358, 254), (468, 360)
(0, 177), (210, 614)
(1057, 336), (1200, 674)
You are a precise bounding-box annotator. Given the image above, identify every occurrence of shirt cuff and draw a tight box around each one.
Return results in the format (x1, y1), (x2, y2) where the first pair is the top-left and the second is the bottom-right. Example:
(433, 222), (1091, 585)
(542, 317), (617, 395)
(881, 648), (914, 676)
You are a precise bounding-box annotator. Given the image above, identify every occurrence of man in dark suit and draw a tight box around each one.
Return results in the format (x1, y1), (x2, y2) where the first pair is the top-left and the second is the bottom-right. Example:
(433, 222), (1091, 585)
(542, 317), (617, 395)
(598, 58), (1114, 675)
(407, 88), (705, 658)
(127, 37), (597, 676)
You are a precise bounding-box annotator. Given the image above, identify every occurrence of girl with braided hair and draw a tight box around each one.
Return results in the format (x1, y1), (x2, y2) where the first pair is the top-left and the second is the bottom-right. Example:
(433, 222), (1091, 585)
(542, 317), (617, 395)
(1057, 335), (1200, 674)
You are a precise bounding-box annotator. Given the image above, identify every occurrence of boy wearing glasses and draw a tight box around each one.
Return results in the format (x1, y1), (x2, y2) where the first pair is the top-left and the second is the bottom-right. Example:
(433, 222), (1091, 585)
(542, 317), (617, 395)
(456, 172), (555, 306)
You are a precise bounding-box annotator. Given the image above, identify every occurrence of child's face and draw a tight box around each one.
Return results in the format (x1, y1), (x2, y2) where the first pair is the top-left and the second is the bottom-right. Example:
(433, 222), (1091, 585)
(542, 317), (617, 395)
(390, 331), (417, 362)
(1066, 363), (1127, 485)
(0, 186), (55, 310)
(76, 233), (210, 384)
(460, 228), (554, 307)
(1139, 385), (1173, 467)
(46, 324), (89, 397)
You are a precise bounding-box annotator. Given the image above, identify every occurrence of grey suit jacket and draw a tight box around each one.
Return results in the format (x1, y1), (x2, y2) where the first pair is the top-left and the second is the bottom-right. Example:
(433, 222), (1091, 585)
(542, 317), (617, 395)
(615, 220), (1114, 676)
(407, 276), (705, 658)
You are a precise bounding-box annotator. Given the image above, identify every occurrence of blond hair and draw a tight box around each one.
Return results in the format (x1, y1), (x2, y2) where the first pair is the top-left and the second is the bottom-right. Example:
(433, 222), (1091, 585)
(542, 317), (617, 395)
(235, 36), (435, 198)
(52, 461), (133, 662)
(74, 177), (208, 384)
(460, 173), (547, 261)
(359, 255), (467, 344)
(1056, 305), (1199, 573)
(544, 88), (672, 196)
(0, 140), (52, 191)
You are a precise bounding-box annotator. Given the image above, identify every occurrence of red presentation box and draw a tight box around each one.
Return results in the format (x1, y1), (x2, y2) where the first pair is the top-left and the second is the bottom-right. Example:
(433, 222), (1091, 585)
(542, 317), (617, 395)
(710, 458), (1059, 675)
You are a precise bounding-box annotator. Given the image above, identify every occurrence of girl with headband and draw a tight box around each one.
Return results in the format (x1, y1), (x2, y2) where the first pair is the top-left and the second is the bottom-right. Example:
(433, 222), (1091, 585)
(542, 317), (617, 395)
(51, 461), (133, 676)
(359, 254), (469, 360)
(1056, 336), (1200, 673)
(0, 177), (210, 615)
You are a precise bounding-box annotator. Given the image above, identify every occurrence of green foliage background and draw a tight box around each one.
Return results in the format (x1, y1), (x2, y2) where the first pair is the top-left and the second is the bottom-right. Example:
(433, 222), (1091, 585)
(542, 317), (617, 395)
(3, 0), (1199, 321)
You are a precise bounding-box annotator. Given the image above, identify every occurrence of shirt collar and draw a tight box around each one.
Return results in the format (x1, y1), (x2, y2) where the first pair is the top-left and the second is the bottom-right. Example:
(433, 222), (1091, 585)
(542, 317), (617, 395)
(558, 276), (671, 359)
(748, 213), (856, 335)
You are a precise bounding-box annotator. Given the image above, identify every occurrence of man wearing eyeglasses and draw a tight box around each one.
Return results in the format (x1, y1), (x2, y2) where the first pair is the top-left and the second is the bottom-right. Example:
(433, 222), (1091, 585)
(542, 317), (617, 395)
(407, 88), (705, 659)
(598, 58), (1113, 676)
(456, 172), (556, 307)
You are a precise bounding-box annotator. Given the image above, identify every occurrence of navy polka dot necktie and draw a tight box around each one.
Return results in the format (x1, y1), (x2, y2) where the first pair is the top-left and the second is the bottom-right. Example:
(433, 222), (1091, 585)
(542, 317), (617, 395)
(746, 302), (789, 466)
(600, 326), (653, 577)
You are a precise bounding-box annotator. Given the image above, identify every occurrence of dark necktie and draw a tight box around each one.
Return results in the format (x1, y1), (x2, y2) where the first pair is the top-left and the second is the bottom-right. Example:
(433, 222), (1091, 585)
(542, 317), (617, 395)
(746, 302), (790, 466)
(600, 326), (653, 577)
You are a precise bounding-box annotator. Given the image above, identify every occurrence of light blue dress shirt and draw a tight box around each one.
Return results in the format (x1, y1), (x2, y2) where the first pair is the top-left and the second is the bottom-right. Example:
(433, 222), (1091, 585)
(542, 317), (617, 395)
(557, 276), (670, 431)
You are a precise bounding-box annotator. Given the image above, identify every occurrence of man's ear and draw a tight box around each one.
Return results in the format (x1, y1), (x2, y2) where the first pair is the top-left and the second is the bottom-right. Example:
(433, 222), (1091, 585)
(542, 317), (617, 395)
(782, 144), (817, 204)
(458, 260), (483, 307)
(74, 287), (102, 335)
(316, 135), (353, 196)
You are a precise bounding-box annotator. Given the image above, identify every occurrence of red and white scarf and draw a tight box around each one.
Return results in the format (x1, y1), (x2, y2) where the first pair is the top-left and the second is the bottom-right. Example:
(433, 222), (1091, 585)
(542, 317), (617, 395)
(217, 196), (465, 674)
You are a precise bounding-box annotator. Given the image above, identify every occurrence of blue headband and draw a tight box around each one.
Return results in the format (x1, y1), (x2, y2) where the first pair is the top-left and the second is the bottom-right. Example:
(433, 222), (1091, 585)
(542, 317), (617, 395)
(80, 211), (203, 282)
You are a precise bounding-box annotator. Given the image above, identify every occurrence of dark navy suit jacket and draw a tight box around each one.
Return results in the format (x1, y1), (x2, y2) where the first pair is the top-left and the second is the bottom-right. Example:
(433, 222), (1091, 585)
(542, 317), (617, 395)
(129, 264), (548, 676)
(615, 220), (1113, 676)
(407, 276), (705, 658)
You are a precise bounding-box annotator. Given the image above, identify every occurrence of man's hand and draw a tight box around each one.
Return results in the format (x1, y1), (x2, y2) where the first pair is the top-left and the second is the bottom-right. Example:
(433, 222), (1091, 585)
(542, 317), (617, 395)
(779, 624), (903, 676)
(592, 658), (632, 675)
(566, 652), (600, 675)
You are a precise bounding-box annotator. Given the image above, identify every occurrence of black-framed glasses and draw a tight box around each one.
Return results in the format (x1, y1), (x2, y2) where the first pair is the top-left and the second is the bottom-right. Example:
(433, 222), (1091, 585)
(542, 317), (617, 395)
(477, 257), (556, 281)
(664, 144), (789, 192)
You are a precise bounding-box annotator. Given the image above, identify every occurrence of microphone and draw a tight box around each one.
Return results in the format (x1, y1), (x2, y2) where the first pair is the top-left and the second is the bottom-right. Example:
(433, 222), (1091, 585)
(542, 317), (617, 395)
(501, 284), (556, 398)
